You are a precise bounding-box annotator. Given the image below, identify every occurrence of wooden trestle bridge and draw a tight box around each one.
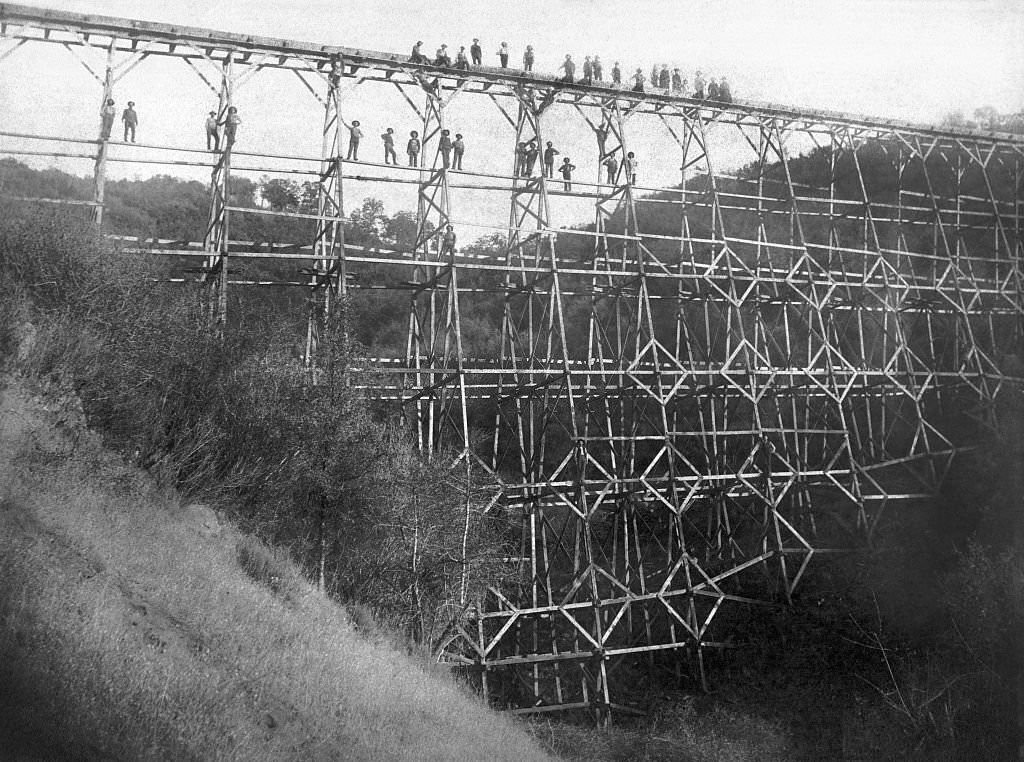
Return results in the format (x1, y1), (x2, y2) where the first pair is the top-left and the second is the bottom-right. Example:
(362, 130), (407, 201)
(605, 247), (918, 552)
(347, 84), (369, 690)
(2, 2), (1023, 722)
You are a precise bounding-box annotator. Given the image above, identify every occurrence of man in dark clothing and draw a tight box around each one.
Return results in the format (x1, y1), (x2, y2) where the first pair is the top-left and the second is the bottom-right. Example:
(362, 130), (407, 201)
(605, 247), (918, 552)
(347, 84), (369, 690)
(603, 154), (618, 185)
(407, 130), (420, 166)
(514, 142), (528, 176)
(100, 98), (115, 139)
(560, 55), (575, 84)
(205, 111), (219, 151)
(523, 45), (535, 72)
(439, 129), (453, 168)
(543, 141), (559, 178)
(671, 68), (683, 93)
(582, 56), (593, 85)
(659, 66), (670, 90)
(693, 70), (706, 99)
(632, 69), (645, 93)
(558, 158), (576, 192)
(121, 101), (138, 142)
(382, 128), (397, 165)
(612, 62), (621, 85)
(593, 56), (603, 82)
(719, 78), (733, 103)
(410, 41), (426, 64)
(708, 78), (720, 101)
(470, 39), (482, 66)
(524, 139), (539, 176)
(441, 224), (457, 255)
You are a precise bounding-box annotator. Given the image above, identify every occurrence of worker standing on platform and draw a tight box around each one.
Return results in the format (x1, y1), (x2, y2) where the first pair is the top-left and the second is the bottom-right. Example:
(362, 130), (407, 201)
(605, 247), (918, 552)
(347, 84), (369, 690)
(439, 129), (453, 168)
(625, 151), (638, 184)
(603, 153), (619, 185)
(497, 42), (510, 68)
(693, 70), (706, 99)
(523, 45), (535, 72)
(514, 142), (528, 176)
(592, 56), (603, 82)
(222, 106), (240, 149)
(455, 46), (469, 70)
(121, 101), (138, 142)
(524, 139), (539, 176)
(205, 110), (219, 151)
(100, 98), (116, 140)
(650, 64), (659, 90)
(558, 157), (576, 192)
(441, 224), (457, 255)
(410, 41), (426, 64)
(345, 119), (363, 160)
(543, 141), (559, 178)
(381, 127), (397, 165)
(407, 130), (420, 166)
(471, 39), (482, 66)
(719, 78), (732, 103)
(582, 56), (593, 85)
(328, 54), (343, 89)
(453, 133), (465, 169)
(708, 78), (720, 101)
(671, 68), (682, 93)
(659, 65), (670, 90)
(560, 54), (575, 84)
(611, 62), (622, 85)
(632, 68), (645, 93)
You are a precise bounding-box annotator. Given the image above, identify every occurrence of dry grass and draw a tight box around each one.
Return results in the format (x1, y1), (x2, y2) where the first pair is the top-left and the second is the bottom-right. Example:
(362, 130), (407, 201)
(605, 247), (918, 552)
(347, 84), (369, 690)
(0, 375), (551, 761)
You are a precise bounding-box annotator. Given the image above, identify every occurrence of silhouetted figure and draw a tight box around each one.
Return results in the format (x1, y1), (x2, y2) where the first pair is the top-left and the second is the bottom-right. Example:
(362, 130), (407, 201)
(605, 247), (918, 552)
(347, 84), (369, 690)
(625, 151), (638, 184)
(121, 101), (138, 142)
(222, 106), (240, 149)
(612, 62), (621, 85)
(632, 69), (645, 93)
(708, 78), (720, 101)
(671, 69), (682, 93)
(470, 38), (482, 65)
(604, 154), (618, 184)
(719, 78), (733, 103)
(593, 56), (603, 82)
(650, 64), (659, 90)
(410, 41), (426, 64)
(205, 110), (219, 151)
(439, 129), (452, 168)
(382, 127), (397, 164)
(659, 66), (670, 90)
(407, 130), (420, 166)
(543, 141), (559, 177)
(524, 139), (539, 176)
(514, 141), (528, 176)
(693, 70), (706, 99)
(558, 157), (576, 191)
(345, 119), (363, 160)
(524, 45), (535, 72)
(560, 55), (575, 84)
(582, 56), (593, 85)
(453, 133), (465, 169)
(100, 98), (115, 139)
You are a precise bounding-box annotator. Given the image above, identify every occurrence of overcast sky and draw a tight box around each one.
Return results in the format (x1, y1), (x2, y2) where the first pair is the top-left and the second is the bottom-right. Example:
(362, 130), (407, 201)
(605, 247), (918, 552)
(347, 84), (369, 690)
(1, 0), (1022, 230)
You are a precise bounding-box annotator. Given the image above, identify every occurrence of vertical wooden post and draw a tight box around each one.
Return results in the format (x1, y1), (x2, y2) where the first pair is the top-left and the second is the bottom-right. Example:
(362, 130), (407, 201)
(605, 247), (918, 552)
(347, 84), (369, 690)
(92, 43), (115, 226)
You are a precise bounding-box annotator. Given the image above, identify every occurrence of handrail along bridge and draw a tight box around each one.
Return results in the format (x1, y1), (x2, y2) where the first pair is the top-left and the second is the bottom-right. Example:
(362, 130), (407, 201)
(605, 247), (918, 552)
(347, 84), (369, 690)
(2, 2), (1022, 722)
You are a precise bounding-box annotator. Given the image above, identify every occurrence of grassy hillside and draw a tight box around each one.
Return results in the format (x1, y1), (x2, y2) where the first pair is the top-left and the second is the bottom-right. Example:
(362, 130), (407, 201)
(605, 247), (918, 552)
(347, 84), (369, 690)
(0, 373), (552, 761)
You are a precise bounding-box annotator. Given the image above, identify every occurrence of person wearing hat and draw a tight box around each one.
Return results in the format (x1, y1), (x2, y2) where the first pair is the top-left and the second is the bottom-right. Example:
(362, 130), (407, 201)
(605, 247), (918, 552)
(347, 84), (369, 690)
(407, 130), (420, 166)
(592, 56), (603, 82)
(99, 98), (116, 140)
(693, 70), (706, 99)
(410, 41), (426, 64)
(344, 118), (363, 161)
(708, 78), (720, 101)
(470, 38), (482, 66)
(205, 110), (220, 151)
(523, 45), (535, 72)
(611, 61), (622, 85)
(559, 54), (575, 84)
(453, 133), (465, 170)
(222, 106), (241, 150)
(121, 101), (138, 142)
(496, 42), (510, 68)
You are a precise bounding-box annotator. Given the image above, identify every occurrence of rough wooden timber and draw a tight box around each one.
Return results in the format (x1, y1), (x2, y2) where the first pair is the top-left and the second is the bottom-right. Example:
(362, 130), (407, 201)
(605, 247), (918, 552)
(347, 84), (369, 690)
(2, 2), (1023, 725)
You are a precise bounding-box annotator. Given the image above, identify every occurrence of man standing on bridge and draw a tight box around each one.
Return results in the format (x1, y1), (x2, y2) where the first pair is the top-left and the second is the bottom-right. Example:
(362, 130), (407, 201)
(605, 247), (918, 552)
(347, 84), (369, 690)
(470, 39), (482, 66)
(407, 130), (420, 166)
(205, 111), (219, 151)
(632, 68), (645, 93)
(523, 45), (535, 72)
(592, 56), (603, 82)
(345, 119), (363, 161)
(100, 98), (116, 140)
(625, 151), (638, 185)
(611, 62), (621, 85)
(558, 157), (576, 192)
(381, 127), (397, 165)
(121, 101), (138, 142)
(560, 54), (575, 84)
(455, 46), (469, 70)
(543, 141), (559, 178)
(441, 224), (457, 256)
(497, 42), (510, 68)
(603, 153), (619, 185)
(453, 133), (465, 170)
(693, 70), (706, 99)
(222, 106), (240, 150)
(439, 129), (453, 168)
(719, 77), (732, 103)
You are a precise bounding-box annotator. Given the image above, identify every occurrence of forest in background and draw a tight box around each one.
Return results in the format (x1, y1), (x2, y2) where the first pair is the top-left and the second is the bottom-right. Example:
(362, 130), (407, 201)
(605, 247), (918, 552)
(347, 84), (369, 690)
(0, 144), (1021, 759)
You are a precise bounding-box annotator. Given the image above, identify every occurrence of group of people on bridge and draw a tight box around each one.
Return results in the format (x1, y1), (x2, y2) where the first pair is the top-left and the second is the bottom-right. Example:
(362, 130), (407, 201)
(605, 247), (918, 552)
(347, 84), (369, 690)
(407, 40), (734, 103)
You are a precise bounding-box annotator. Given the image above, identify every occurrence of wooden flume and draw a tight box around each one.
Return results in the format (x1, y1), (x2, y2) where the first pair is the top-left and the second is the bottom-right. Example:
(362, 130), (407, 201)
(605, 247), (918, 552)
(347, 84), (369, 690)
(2, 2), (1023, 724)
